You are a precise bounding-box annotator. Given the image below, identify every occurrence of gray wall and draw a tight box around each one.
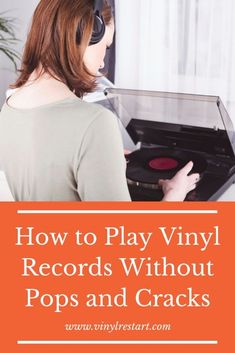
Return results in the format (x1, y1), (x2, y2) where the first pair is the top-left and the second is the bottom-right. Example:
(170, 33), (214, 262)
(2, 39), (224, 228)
(0, 0), (39, 106)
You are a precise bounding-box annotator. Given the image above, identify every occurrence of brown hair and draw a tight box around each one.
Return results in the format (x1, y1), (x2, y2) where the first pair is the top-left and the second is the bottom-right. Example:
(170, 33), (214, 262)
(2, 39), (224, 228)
(11, 0), (113, 97)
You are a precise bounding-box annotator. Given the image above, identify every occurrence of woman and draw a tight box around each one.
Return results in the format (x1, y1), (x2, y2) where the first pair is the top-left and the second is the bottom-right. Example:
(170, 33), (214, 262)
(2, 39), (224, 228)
(0, 0), (199, 201)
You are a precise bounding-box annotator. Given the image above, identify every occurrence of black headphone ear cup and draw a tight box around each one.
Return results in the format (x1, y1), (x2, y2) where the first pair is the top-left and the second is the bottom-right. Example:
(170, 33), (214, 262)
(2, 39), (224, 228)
(76, 15), (105, 46)
(93, 15), (104, 36)
(76, 0), (105, 46)
(89, 15), (105, 45)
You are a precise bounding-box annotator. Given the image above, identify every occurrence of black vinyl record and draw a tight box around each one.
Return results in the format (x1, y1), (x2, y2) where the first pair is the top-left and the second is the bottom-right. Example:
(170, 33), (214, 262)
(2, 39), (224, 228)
(126, 148), (207, 187)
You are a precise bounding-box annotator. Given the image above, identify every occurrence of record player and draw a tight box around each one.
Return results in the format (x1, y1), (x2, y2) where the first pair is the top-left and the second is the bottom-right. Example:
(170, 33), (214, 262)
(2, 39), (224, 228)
(97, 88), (235, 201)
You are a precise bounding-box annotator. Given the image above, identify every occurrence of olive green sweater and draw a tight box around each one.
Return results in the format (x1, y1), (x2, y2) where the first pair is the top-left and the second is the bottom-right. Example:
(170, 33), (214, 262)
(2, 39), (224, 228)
(0, 97), (131, 201)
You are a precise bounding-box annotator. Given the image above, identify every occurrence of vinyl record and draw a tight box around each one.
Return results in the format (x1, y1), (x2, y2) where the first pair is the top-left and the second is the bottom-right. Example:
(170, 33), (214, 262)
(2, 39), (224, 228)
(126, 148), (207, 187)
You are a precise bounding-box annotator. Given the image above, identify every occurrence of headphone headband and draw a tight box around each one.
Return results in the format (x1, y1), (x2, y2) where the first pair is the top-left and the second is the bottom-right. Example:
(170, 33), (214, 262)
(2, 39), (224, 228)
(94, 0), (103, 15)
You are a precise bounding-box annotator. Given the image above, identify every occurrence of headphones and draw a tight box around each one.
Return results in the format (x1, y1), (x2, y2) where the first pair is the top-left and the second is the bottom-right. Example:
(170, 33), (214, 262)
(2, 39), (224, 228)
(76, 0), (106, 46)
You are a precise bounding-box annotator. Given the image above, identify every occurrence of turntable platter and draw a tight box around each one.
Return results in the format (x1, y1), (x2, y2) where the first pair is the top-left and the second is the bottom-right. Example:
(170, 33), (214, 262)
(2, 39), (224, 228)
(126, 148), (207, 186)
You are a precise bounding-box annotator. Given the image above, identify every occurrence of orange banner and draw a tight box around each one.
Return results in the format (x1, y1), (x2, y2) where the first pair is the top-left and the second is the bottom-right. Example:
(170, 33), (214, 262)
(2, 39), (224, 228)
(0, 202), (233, 353)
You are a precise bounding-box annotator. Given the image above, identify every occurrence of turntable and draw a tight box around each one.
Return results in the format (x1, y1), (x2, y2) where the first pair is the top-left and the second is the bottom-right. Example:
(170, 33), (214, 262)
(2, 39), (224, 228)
(97, 88), (235, 201)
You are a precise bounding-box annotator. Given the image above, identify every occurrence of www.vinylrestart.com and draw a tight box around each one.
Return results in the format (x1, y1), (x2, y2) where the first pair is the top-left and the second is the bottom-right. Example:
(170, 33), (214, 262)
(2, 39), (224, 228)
(64, 322), (172, 333)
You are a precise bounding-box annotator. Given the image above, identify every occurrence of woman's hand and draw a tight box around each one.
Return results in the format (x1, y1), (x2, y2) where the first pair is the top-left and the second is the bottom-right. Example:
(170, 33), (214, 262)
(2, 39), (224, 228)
(159, 161), (200, 201)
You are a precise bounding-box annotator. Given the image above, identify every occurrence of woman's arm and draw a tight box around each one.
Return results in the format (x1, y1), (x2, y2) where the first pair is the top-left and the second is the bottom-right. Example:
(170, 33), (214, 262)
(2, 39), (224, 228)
(76, 108), (131, 201)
